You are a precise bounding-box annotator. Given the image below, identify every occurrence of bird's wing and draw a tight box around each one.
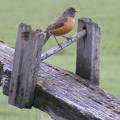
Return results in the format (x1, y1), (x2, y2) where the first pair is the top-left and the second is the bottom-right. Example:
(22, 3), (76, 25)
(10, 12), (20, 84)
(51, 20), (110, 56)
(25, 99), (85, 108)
(47, 16), (67, 31)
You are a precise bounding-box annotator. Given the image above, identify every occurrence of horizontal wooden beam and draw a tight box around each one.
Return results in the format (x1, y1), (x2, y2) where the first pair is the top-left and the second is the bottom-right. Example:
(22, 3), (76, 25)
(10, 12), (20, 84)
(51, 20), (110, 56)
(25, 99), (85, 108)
(0, 43), (120, 120)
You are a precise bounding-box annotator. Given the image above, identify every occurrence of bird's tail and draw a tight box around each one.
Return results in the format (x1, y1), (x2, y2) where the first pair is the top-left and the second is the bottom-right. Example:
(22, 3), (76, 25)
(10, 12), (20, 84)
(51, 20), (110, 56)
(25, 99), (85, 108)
(44, 29), (51, 44)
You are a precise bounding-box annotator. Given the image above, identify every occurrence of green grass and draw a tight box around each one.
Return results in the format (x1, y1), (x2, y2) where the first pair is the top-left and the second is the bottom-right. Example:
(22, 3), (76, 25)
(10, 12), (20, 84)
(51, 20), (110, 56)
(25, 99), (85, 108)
(0, 93), (51, 120)
(0, 0), (120, 119)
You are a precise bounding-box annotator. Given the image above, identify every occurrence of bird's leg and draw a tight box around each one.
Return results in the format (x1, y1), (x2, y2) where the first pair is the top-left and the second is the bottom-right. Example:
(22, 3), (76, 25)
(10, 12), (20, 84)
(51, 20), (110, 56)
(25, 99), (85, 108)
(62, 35), (71, 40)
(53, 35), (62, 48)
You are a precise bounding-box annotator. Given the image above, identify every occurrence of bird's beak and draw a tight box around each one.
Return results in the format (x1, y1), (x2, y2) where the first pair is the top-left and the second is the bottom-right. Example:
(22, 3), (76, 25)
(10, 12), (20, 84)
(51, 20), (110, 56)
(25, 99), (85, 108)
(75, 9), (80, 12)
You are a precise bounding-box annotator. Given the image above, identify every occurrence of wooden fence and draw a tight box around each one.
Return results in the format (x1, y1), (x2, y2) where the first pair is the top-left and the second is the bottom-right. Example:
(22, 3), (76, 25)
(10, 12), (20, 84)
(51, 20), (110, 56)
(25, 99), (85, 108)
(0, 18), (120, 120)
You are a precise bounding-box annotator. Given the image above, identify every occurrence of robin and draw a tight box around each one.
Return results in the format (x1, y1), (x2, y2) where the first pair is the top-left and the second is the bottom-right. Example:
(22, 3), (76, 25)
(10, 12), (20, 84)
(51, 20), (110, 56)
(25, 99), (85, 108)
(45, 7), (79, 46)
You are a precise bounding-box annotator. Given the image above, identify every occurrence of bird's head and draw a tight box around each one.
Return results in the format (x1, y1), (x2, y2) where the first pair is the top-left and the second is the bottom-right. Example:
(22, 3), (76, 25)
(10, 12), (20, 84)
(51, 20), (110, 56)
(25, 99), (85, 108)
(63, 7), (79, 18)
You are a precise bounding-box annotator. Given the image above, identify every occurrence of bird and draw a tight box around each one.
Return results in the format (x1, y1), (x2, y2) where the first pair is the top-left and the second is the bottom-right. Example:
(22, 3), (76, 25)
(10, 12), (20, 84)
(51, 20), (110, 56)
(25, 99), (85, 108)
(45, 7), (79, 46)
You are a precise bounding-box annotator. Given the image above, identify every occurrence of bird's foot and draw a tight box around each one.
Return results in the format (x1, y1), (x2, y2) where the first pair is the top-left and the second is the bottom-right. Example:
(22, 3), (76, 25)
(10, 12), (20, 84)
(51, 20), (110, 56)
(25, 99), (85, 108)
(57, 43), (62, 48)
(62, 36), (71, 40)
(53, 35), (62, 48)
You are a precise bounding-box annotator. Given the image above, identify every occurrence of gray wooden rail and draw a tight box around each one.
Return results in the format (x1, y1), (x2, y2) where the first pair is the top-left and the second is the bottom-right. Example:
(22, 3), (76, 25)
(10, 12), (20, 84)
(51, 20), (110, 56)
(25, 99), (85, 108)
(0, 18), (120, 120)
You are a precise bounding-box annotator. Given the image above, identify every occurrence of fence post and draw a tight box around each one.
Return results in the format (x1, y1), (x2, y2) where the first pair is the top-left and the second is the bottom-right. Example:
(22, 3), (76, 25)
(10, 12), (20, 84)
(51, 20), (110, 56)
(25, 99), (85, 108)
(76, 18), (100, 87)
(8, 23), (46, 108)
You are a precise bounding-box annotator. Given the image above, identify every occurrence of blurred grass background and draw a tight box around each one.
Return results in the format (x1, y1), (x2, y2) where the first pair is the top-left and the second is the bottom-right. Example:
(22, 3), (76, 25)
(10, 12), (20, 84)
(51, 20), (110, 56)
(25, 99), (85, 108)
(0, 0), (120, 119)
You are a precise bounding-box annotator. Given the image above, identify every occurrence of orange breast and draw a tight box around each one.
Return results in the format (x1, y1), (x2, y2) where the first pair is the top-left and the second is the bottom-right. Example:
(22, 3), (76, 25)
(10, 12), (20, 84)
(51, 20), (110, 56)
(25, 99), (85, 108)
(52, 17), (75, 36)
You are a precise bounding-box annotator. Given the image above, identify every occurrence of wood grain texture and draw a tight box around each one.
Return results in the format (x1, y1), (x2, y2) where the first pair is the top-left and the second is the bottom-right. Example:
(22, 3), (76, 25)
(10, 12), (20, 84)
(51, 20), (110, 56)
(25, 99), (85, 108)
(8, 23), (46, 108)
(76, 18), (100, 87)
(0, 43), (120, 120)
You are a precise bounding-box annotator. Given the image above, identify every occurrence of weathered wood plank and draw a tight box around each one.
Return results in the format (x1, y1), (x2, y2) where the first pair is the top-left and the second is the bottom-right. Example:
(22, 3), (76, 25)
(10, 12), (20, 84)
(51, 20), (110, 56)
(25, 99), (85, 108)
(76, 18), (100, 87)
(0, 43), (120, 120)
(8, 24), (46, 108)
